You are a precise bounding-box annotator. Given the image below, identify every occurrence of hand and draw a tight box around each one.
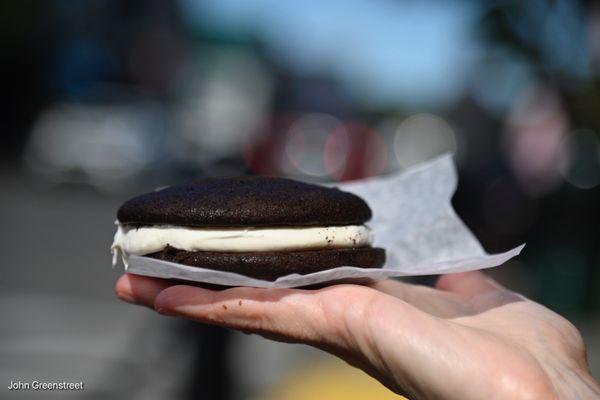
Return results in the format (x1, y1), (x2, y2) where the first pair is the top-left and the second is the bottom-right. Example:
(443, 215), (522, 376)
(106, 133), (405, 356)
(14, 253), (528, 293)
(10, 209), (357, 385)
(116, 271), (600, 399)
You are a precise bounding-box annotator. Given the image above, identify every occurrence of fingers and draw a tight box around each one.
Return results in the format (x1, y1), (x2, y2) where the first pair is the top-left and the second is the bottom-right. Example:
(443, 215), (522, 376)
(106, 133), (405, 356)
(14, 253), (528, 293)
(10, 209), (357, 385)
(435, 270), (504, 297)
(370, 279), (471, 318)
(115, 273), (175, 308)
(435, 271), (524, 313)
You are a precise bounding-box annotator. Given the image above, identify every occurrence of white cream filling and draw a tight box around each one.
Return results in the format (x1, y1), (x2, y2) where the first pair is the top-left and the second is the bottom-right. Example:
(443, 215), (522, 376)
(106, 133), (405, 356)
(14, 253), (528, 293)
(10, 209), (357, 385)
(111, 223), (374, 265)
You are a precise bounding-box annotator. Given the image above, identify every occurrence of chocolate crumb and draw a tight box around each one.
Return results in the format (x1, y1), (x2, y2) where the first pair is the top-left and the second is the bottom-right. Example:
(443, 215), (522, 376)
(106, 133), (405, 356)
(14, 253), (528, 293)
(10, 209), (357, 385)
(238, 300), (242, 306)
(222, 304), (228, 310)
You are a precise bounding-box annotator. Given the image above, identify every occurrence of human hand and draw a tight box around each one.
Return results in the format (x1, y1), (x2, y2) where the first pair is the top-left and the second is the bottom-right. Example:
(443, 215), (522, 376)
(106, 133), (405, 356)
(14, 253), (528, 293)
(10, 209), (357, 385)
(116, 271), (600, 399)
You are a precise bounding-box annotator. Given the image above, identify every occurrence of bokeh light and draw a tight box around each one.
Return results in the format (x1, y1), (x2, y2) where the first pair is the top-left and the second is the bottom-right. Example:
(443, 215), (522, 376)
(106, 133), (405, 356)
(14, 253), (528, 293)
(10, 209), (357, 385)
(24, 103), (160, 191)
(393, 113), (457, 168)
(176, 49), (273, 165)
(323, 124), (351, 179)
(505, 86), (569, 196)
(331, 123), (388, 181)
(284, 113), (345, 178)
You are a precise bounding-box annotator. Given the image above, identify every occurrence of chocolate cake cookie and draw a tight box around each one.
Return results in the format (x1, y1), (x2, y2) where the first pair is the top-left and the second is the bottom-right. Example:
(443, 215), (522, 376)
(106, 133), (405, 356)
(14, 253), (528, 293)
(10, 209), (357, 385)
(112, 177), (385, 280)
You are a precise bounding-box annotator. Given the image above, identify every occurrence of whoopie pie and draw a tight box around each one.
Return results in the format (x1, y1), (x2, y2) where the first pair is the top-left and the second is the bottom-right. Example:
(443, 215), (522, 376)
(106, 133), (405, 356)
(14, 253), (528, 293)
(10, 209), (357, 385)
(112, 176), (385, 281)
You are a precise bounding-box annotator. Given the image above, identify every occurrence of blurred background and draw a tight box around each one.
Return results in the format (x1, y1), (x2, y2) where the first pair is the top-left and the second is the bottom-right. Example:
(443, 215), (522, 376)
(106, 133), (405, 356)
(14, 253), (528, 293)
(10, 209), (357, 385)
(1, 0), (599, 398)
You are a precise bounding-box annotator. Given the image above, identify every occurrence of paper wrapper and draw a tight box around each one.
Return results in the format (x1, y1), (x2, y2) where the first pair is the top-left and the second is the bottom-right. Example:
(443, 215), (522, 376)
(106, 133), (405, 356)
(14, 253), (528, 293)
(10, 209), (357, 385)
(122, 155), (524, 288)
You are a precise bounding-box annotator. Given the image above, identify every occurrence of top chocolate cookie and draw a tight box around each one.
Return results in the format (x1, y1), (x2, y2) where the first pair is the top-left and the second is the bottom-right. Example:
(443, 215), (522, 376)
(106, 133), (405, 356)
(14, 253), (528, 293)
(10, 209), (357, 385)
(117, 176), (372, 227)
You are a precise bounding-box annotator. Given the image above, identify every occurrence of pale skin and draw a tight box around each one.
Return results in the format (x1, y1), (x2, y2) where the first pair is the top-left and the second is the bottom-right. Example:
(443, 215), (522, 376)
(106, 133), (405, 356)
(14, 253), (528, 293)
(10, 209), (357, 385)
(116, 271), (600, 399)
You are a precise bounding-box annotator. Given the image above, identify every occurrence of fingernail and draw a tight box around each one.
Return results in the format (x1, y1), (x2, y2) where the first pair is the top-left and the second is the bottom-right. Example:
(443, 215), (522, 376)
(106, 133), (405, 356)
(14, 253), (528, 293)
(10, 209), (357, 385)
(156, 307), (177, 316)
(117, 290), (136, 304)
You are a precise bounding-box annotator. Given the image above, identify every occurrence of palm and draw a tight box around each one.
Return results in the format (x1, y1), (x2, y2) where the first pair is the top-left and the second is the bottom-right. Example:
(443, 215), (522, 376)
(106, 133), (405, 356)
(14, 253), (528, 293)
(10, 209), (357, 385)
(363, 276), (591, 399)
(116, 271), (599, 399)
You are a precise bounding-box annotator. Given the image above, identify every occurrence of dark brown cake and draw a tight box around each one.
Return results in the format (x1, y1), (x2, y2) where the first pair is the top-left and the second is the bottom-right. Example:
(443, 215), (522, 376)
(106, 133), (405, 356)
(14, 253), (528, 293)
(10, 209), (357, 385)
(117, 176), (371, 227)
(148, 245), (386, 281)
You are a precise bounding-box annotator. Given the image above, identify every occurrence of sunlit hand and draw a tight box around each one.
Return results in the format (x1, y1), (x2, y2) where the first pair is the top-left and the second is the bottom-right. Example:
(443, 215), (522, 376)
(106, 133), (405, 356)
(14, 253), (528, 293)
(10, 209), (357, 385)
(116, 271), (600, 399)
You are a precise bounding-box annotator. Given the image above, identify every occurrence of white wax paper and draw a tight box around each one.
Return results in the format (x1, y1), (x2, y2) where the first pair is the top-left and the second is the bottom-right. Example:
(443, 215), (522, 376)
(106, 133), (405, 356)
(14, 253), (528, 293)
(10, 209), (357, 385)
(123, 155), (524, 288)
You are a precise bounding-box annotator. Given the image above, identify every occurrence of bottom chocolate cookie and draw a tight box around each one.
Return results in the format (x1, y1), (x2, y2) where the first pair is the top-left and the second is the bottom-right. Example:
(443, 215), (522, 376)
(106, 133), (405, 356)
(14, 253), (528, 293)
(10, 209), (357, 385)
(146, 245), (386, 281)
